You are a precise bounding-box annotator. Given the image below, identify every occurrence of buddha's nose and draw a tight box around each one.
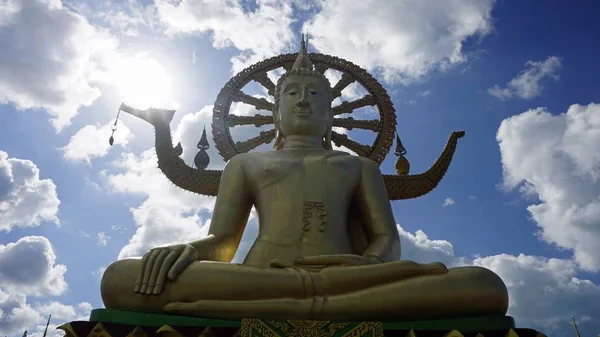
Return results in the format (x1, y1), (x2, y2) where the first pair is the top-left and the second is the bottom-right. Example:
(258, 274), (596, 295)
(297, 91), (309, 107)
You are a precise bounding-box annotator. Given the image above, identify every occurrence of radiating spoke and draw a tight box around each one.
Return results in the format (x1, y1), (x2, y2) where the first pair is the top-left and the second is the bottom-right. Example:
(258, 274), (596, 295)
(331, 73), (355, 100)
(332, 95), (376, 115)
(227, 114), (273, 127)
(333, 117), (380, 132)
(331, 131), (372, 157)
(252, 72), (276, 96)
(235, 129), (276, 153)
(231, 91), (273, 111)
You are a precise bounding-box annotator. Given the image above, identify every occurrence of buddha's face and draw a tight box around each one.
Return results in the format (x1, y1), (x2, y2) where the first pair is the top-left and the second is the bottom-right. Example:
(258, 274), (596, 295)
(276, 74), (331, 138)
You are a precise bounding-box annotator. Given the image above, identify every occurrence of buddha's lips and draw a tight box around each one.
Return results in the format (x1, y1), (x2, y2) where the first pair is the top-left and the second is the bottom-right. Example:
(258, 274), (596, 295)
(294, 108), (312, 117)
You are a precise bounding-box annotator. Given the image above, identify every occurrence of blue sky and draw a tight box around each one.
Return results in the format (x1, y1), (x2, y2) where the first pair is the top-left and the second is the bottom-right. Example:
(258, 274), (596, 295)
(1, 0), (599, 336)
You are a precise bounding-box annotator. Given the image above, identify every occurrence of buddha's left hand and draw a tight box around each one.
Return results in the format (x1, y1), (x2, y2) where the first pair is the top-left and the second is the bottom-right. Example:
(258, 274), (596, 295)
(293, 254), (379, 267)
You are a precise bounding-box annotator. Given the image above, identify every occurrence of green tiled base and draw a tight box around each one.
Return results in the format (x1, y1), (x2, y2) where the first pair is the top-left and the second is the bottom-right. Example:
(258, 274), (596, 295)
(54, 308), (546, 337)
(89, 308), (516, 331)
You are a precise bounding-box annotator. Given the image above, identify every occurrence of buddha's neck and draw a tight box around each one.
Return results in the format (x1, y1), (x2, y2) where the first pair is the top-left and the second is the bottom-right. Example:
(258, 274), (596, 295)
(282, 135), (324, 150)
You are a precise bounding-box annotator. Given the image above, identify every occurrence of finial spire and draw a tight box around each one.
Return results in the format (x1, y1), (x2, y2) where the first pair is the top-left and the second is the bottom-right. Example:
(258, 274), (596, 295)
(305, 30), (310, 52)
(292, 33), (314, 72)
(395, 133), (407, 156)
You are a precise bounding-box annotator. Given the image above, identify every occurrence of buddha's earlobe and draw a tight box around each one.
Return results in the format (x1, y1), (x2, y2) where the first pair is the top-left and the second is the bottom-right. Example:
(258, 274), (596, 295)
(273, 116), (285, 150)
(324, 109), (333, 150)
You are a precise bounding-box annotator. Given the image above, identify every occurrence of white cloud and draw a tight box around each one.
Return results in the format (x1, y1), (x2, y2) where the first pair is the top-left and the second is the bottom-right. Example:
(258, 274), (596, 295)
(398, 226), (469, 267)
(488, 56), (562, 100)
(91, 266), (107, 281)
(497, 103), (600, 271)
(0, 0), (178, 132)
(0, 236), (73, 335)
(92, 0), (158, 38)
(92, 52), (178, 110)
(60, 119), (133, 165)
(155, 0), (296, 74)
(398, 226), (600, 333)
(475, 254), (600, 330)
(0, 236), (68, 297)
(0, 289), (41, 336)
(304, 0), (495, 84)
(110, 224), (127, 234)
(97, 231), (110, 246)
(104, 107), (221, 258)
(442, 197), (456, 207)
(0, 0), (119, 131)
(0, 151), (60, 232)
(0, 293), (91, 337)
(324, 69), (367, 102)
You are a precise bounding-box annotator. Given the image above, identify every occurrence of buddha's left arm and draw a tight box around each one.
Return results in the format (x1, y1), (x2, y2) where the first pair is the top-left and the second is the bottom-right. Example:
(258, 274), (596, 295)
(356, 157), (401, 263)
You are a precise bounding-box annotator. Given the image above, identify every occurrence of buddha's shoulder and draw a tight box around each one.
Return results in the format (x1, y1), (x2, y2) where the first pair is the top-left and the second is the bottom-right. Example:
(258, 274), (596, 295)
(326, 150), (362, 165)
(328, 153), (383, 173)
(226, 152), (276, 169)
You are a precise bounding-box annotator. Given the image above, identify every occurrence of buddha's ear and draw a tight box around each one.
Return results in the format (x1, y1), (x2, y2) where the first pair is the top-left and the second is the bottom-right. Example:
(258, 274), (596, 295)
(323, 108), (333, 150)
(273, 110), (285, 150)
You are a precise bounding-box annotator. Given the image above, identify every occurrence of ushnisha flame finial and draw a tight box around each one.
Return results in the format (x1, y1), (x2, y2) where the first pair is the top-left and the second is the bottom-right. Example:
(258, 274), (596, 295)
(291, 33), (315, 73)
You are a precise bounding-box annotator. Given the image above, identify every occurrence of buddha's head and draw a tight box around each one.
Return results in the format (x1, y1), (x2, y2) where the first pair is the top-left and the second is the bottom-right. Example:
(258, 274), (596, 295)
(272, 36), (333, 149)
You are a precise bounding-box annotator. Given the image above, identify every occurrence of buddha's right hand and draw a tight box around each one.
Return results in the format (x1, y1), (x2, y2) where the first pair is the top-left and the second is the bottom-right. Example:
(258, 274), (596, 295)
(134, 244), (198, 295)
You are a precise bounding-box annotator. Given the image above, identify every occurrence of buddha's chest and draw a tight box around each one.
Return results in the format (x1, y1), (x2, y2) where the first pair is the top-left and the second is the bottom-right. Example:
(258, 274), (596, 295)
(248, 151), (360, 202)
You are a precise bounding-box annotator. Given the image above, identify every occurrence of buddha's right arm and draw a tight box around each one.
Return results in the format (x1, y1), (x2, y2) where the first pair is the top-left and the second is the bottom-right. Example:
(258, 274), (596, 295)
(189, 154), (253, 262)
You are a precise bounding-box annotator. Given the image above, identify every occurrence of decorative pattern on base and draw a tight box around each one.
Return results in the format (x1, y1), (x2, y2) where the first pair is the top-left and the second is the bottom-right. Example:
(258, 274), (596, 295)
(56, 321), (548, 337)
(56, 310), (547, 337)
(240, 319), (383, 337)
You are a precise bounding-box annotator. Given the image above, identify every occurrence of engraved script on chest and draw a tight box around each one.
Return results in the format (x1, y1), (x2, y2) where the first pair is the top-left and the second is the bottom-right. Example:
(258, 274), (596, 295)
(302, 152), (347, 232)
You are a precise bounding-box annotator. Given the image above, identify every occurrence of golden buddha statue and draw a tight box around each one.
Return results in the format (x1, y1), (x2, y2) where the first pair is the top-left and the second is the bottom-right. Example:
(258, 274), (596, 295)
(101, 38), (508, 322)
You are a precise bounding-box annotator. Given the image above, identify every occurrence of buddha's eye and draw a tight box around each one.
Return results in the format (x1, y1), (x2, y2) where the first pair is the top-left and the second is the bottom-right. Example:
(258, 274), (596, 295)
(287, 91), (297, 96)
(309, 90), (318, 95)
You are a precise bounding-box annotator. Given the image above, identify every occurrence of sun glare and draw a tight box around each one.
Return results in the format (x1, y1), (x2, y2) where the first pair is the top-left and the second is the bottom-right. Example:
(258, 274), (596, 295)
(107, 55), (175, 110)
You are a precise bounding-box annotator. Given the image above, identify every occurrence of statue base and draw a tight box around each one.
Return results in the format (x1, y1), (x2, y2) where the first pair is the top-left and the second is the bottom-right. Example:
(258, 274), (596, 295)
(57, 309), (547, 337)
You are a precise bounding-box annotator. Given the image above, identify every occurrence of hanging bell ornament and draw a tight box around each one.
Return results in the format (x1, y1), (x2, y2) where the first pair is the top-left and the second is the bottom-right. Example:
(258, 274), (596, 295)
(108, 106), (122, 146)
(193, 126), (211, 170)
(394, 133), (410, 175)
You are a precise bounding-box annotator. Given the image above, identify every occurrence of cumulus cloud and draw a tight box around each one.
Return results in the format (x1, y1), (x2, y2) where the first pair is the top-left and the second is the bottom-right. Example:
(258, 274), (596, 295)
(398, 226), (469, 267)
(398, 226), (600, 333)
(0, 289), (42, 336)
(0, 236), (68, 296)
(60, 119), (133, 164)
(475, 254), (600, 330)
(0, 151), (60, 232)
(442, 197), (456, 207)
(0, 293), (91, 337)
(0, 235), (84, 336)
(497, 103), (600, 271)
(0, 0), (118, 131)
(155, 0), (296, 74)
(304, 0), (495, 84)
(105, 149), (258, 260)
(488, 56), (562, 100)
(97, 231), (110, 246)
(91, 0), (158, 38)
(104, 107), (221, 258)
